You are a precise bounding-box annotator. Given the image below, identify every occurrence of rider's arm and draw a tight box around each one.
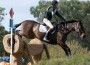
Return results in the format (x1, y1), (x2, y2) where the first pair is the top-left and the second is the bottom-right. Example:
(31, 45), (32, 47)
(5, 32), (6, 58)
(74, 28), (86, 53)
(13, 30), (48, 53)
(55, 10), (66, 22)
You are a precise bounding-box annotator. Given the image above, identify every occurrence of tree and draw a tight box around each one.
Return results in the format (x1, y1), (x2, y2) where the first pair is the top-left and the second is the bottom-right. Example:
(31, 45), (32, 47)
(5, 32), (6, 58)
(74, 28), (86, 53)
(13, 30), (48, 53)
(0, 26), (8, 56)
(30, 0), (90, 20)
(0, 7), (9, 56)
(0, 7), (6, 22)
(30, 0), (50, 22)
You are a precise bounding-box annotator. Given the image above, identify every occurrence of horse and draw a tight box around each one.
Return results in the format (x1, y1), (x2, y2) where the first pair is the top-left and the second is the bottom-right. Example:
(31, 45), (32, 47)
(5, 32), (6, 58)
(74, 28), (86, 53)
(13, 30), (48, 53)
(14, 20), (86, 57)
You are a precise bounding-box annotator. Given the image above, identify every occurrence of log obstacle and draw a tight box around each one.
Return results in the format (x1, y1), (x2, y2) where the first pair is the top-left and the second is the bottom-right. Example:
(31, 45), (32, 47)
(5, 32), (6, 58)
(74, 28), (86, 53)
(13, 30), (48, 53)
(27, 38), (43, 55)
(3, 34), (25, 54)
(3, 34), (44, 55)
(3, 34), (48, 65)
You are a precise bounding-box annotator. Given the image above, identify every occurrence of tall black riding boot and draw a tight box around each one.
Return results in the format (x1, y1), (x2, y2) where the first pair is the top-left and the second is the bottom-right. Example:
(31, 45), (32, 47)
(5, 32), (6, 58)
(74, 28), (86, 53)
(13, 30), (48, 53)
(43, 29), (51, 42)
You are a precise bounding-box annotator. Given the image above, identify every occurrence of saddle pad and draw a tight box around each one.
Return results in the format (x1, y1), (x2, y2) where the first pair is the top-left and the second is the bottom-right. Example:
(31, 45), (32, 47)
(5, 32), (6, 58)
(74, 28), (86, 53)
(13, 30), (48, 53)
(39, 25), (47, 32)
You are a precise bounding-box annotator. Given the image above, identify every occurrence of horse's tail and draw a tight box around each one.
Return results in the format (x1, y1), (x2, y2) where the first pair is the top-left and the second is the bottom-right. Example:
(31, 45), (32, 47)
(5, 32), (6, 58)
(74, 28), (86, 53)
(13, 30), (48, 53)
(13, 22), (22, 30)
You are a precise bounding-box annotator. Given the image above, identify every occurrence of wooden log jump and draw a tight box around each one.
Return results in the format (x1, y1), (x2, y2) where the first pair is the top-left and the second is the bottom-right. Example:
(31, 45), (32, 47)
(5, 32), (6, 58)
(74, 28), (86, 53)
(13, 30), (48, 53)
(3, 34), (25, 54)
(2, 34), (49, 65)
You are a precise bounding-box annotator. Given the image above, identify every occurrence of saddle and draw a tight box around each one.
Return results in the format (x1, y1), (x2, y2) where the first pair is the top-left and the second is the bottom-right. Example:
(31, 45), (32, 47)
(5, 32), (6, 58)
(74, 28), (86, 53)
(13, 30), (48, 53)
(49, 25), (58, 34)
(39, 24), (47, 32)
(39, 23), (58, 34)
(39, 23), (58, 43)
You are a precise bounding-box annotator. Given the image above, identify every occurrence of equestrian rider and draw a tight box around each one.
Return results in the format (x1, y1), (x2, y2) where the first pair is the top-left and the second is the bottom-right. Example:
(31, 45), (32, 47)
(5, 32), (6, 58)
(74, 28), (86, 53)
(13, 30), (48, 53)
(43, 0), (66, 41)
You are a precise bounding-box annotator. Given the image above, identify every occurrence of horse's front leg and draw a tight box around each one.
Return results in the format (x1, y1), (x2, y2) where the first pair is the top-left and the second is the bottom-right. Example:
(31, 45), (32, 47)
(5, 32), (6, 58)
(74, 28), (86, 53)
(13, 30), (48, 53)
(58, 42), (71, 57)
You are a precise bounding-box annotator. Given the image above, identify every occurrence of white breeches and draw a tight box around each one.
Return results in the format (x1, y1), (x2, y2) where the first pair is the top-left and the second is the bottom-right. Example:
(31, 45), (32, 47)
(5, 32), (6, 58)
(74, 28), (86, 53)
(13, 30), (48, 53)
(43, 18), (54, 29)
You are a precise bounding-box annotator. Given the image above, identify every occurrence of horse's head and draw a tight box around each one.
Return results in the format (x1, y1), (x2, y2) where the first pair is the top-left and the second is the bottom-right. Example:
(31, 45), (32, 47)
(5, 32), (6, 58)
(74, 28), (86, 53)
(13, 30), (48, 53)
(70, 20), (86, 39)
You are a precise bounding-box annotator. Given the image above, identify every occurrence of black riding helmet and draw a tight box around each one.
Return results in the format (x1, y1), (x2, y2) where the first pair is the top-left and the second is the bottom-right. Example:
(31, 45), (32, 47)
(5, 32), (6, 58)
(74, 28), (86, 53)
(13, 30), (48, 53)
(51, 0), (58, 5)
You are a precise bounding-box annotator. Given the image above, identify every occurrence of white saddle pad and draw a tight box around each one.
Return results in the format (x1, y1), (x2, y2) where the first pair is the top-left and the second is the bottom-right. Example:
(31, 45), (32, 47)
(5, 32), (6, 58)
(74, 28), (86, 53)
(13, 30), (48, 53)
(39, 25), (47, 32)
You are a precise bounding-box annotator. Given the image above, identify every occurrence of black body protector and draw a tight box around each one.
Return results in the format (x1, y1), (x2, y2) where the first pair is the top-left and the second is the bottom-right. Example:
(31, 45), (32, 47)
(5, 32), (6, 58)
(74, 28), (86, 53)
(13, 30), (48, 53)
(44, 6), (66, 22)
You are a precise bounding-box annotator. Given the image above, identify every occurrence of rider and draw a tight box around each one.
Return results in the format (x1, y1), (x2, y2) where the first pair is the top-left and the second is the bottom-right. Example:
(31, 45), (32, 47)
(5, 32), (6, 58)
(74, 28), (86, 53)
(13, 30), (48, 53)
(43, 0), (66, 41)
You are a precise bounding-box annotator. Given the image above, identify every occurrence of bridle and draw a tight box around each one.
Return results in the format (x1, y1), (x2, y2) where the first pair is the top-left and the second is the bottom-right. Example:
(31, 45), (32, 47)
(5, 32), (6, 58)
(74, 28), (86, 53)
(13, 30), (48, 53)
(74, 22), (80, 32)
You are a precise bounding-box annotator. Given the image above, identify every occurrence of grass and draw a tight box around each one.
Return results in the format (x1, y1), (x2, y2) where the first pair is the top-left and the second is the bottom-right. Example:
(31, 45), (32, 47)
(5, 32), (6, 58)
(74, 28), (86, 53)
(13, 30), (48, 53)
(34, 54), (90, 65)
(33, 40), (90, 65)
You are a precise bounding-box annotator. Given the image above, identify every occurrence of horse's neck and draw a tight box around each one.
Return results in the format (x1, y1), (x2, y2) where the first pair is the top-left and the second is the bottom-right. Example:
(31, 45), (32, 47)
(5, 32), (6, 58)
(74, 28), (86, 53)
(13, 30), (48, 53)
(59, 23), (74, 34)
(65, 22), (74, 31)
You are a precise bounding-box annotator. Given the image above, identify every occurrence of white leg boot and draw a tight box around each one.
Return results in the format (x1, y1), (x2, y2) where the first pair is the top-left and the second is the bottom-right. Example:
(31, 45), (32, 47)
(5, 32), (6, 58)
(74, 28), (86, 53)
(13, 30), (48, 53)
(43, 29), (50, 42)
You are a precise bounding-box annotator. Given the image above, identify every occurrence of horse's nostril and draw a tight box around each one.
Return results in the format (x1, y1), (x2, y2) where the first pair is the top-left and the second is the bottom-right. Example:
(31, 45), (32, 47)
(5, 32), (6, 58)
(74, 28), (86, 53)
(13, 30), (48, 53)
(82, 34), (86, 38)
(80, 33), (86, 38)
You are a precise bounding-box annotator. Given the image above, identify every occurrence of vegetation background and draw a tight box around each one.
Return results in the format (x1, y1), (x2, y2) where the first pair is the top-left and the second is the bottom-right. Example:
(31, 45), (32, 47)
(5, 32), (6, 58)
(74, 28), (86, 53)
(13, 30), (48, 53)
(0, 0), (90, 65)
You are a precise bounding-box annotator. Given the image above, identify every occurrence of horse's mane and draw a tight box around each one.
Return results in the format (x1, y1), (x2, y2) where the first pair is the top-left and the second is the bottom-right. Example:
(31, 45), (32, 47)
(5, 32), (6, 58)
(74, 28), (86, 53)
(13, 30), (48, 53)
(59, 20), (80, 25)
(67, 20), (80, 23)
(56, 20), (82, 27)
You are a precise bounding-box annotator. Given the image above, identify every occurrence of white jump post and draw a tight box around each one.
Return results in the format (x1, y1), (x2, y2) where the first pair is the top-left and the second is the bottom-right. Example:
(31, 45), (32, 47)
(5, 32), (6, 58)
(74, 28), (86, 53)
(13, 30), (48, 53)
(9, 8), (14, 65)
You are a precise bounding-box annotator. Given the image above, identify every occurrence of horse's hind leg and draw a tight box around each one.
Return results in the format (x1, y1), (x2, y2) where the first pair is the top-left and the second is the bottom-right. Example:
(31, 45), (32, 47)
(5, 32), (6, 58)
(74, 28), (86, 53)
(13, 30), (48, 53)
(59, 42), (71, 57)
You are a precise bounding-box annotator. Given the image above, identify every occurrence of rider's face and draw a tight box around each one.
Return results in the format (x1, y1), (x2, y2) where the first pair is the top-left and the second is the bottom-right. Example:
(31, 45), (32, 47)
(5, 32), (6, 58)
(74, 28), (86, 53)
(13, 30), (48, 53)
(53, 3), (58, 9)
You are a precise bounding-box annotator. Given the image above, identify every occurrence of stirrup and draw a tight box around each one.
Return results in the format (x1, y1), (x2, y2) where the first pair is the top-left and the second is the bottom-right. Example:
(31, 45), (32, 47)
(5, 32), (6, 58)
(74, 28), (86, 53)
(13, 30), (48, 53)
(43, 37), (49, 42)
